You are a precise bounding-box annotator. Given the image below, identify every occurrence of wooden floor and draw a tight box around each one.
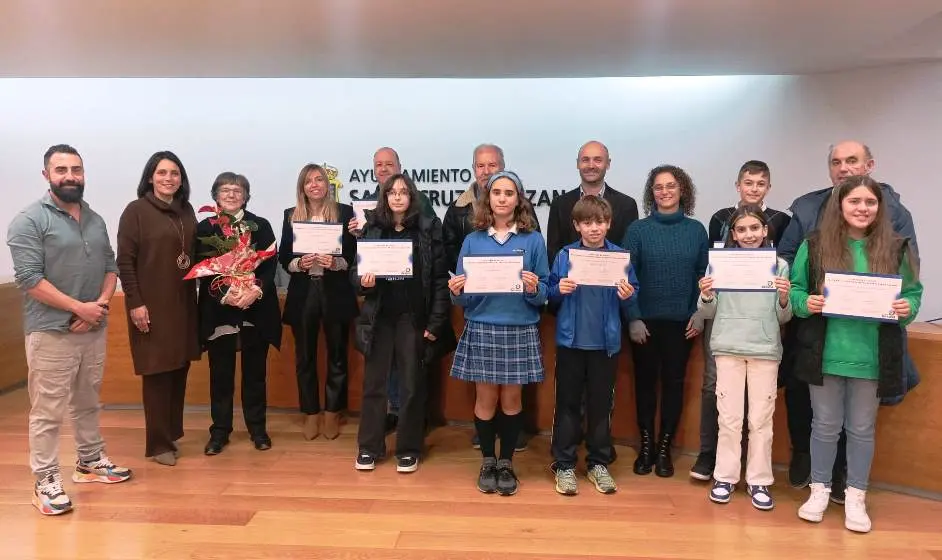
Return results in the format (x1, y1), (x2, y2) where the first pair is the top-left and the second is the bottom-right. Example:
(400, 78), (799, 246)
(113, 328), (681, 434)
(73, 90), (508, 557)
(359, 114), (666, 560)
(1, 390), (941, 560)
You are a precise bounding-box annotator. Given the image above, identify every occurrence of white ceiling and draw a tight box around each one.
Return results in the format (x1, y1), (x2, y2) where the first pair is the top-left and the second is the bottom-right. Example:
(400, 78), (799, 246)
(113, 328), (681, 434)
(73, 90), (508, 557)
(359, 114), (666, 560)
(2, 0), (941, 78)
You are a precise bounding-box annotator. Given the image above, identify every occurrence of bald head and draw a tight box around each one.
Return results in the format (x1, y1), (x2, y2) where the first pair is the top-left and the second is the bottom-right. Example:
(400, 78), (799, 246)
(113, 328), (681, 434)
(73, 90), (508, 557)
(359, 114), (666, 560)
(577, 141), (611, 188)
(578, 141), (610, 161)
(373, 147), (402, 186)
(828, 141), (874, 186)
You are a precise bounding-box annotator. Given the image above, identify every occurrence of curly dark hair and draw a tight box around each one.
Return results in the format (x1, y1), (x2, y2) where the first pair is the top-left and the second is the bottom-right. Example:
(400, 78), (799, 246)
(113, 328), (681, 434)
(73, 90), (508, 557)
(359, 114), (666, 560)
(642, 164), (696, 217)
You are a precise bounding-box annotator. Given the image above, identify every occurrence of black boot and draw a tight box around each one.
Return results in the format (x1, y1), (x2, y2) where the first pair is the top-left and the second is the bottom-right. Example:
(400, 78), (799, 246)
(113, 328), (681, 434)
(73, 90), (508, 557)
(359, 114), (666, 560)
(633, 429), (655, 475)
(655, 433), (674, 478)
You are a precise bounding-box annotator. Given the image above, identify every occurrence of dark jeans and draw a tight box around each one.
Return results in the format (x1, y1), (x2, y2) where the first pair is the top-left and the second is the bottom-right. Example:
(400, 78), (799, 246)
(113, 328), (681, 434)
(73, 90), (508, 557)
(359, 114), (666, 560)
(357, 313), (426, 458)
(551, 347), (617, 469)
(699, 320), (719, 455)
(631, 319), (693, 435)
(293, 278), (350, 414)
(142, 365), (189, 457)
(207, 326), (269, 441)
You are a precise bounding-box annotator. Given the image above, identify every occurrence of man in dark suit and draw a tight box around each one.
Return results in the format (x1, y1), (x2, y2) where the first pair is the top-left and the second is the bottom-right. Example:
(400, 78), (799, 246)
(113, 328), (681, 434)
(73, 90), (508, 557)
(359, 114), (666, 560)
(547, 141), (639, 264)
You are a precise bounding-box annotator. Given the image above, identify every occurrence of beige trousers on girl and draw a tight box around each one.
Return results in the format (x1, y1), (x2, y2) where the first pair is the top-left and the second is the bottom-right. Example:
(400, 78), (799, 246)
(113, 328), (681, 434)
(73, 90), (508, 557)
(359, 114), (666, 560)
(713, 355), (779, 486)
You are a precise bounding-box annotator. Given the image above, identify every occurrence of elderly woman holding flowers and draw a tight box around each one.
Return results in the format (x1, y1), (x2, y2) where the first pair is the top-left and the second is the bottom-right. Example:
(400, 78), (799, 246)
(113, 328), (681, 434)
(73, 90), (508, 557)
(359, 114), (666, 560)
(194, 172), (281, 455)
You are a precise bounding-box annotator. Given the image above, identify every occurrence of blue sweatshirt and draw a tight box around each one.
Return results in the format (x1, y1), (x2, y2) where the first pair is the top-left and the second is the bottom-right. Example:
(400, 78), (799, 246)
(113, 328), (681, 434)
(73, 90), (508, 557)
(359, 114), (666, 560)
(621, 210), (709, 322)
(548, 240), (640, 356)
(452, 229), (549, 325)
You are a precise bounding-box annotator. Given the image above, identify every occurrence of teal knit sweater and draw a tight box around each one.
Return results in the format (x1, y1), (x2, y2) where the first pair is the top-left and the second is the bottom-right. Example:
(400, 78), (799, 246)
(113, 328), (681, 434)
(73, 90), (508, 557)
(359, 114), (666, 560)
(621, 210), (709, 322)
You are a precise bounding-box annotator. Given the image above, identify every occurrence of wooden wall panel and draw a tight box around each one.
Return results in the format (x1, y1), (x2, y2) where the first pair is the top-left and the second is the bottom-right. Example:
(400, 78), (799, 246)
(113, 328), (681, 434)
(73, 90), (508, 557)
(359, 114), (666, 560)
(0, 284), (28, 392)
(1, 287), (938, 493)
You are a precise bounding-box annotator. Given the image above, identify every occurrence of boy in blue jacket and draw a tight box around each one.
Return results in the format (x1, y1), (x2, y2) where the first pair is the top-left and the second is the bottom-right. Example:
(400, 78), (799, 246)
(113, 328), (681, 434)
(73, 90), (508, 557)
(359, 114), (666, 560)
(548, 196), (639, 495)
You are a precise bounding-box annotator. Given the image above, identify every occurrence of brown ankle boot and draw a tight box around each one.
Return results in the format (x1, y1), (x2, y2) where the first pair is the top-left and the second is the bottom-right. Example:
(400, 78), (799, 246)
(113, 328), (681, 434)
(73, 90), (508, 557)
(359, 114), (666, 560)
(322, 411), (341, 440)
(302, 413), (321, 440)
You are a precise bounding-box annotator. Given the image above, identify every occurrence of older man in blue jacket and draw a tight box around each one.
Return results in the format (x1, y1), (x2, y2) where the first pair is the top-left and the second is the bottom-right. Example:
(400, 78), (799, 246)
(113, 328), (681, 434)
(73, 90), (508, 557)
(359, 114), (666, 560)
(778, 140), (919, 505)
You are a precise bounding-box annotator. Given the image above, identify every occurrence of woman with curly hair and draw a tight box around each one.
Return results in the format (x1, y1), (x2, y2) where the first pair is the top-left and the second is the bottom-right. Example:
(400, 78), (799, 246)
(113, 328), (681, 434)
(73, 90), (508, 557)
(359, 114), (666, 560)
(621, 164), (709, 478)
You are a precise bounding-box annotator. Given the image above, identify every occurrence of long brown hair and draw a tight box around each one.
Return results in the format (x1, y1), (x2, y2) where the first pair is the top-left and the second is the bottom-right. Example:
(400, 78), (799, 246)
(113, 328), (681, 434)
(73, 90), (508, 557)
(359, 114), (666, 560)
(814, 175), (917, 277)
(291, 164), (339, 222)
(472, 171), (538, 232)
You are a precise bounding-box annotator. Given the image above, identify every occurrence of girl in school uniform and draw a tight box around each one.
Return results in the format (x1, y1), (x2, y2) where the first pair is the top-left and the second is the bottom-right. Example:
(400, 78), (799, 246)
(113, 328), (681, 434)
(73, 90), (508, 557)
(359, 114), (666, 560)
(792, 175), (922, 533)
(694, 205), (792, 510)
(353, 174), (455, 474)
(448, 171), (549, 496)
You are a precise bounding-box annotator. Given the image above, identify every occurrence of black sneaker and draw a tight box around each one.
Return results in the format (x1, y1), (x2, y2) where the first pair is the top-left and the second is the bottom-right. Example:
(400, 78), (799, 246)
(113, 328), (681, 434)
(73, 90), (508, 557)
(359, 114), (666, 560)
(471, 433), (481, 450)
(689, 452), (715, 481)
(477, 458), (498, 493)
(355, 452), (376, 471)
(496, 459), (519, 496)
(830, 469), (847, 505)
(384, 413), (399, 435)
(788, 451), (811, 488)
(397, 456), (419, 473)
(515, 432), (529, 452)
(252, 435), (272, 451)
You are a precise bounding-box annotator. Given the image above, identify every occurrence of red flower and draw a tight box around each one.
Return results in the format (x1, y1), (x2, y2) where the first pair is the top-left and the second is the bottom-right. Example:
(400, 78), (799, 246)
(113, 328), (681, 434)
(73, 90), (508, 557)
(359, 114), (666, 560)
(198, 205), (217, 214)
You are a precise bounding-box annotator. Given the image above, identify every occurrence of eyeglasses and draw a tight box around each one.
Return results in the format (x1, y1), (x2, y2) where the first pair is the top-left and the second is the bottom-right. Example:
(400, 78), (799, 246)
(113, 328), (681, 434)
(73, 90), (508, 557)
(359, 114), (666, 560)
(653, 183), (680, 193)
(218, 187), (244, 197)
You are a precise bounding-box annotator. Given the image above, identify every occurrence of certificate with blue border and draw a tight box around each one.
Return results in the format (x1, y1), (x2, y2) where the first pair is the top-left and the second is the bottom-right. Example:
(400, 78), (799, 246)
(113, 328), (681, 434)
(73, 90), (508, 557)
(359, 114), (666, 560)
(822, 271), (902, 323)
(567, 247), (631, 287)
(355, 239), (413, 278)
(463, 255), (524, 295)
(708, 248), (777, 292)
(292, 221), (342, 255)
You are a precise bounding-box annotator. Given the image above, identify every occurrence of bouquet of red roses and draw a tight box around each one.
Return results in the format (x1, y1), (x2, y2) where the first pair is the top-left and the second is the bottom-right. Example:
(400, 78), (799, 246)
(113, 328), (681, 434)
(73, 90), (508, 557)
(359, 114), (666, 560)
(184, 206), (276, 300)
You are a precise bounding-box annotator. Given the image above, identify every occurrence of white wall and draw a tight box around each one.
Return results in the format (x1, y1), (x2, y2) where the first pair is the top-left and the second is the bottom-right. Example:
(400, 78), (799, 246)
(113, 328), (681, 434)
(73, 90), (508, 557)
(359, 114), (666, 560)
(1, 63), (939, 317)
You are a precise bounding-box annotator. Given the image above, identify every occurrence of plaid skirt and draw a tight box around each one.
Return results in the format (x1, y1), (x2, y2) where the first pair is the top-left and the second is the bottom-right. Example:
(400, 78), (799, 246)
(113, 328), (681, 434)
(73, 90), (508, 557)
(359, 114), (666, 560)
(450, 320), (544, 385)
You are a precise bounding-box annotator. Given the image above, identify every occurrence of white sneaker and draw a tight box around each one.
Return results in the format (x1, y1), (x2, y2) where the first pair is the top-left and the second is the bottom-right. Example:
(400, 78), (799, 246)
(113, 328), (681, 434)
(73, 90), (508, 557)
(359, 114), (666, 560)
(844, 486), (872, 533)
(798, 482), (831, 523)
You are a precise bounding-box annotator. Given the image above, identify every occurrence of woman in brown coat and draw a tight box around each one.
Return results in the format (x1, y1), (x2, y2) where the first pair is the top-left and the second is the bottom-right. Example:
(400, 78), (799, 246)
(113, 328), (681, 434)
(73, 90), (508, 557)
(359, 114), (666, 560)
(117, 151), (200, 466)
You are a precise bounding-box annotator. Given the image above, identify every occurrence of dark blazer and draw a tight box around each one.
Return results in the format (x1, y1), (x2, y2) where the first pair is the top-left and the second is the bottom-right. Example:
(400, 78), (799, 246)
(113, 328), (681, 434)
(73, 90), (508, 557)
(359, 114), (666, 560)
(196, 210), (282, 350)
(353, 213), (457, 362)
(546, 185), (639, 263)
(278, 204), (359, 327)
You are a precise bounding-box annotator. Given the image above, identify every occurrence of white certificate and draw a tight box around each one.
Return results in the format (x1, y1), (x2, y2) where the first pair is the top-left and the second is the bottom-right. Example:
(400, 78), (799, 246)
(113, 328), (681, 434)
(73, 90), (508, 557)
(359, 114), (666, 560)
(708, 248), (777, 292)
(352, 200), (377, 226)
(292, 222), (342, 255)
(356, 239), (413, 278)
(567, 248), (631, 287)
(463, 255), (524, 294)
(823, 272), (903, 323)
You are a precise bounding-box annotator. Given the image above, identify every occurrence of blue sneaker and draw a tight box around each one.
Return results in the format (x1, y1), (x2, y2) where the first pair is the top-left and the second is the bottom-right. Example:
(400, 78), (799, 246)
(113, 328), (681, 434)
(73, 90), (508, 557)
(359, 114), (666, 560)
(709, 480), (734, 504)
(747, 484), (775, 510)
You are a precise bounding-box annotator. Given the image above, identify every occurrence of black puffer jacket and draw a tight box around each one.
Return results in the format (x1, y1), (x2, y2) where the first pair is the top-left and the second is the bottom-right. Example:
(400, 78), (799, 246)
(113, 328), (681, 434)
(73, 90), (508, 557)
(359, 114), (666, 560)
(353, 213), (457, 362)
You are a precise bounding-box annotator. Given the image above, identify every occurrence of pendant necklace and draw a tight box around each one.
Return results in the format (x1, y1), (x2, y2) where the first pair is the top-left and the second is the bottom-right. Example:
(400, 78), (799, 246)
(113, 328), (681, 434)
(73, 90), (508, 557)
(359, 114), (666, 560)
(167, 213), (190, 270)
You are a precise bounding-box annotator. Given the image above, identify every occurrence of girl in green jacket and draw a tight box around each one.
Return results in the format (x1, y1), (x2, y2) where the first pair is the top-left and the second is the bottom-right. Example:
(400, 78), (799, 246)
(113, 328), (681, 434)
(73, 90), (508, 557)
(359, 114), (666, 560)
(790, 176), (922, 534)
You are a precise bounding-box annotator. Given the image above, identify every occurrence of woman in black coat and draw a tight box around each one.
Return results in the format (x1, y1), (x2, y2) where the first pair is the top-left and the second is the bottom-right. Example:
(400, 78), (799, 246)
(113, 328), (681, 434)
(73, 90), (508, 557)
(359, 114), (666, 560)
(353, 173), (456, 473)
(279, 164), (359, 440)
(196, 172), (282, 455)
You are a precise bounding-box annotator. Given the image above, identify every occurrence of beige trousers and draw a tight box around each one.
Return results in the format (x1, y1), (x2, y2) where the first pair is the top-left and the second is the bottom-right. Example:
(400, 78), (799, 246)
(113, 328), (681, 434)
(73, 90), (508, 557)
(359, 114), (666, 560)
(713, 355), (778, 486)
(26, 329), (107, 476)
